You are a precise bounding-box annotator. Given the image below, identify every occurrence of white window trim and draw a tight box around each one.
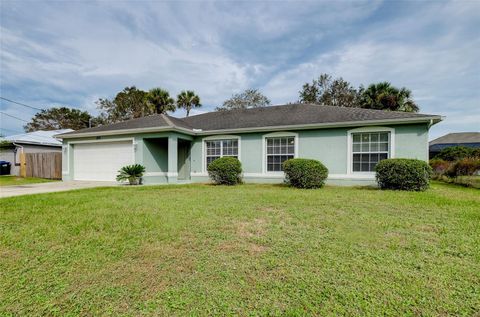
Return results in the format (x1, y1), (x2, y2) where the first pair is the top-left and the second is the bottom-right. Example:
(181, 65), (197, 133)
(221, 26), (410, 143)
(262, 131), (299, 175)
(202, 135), (241, 173)
(347, 127), (395, 176)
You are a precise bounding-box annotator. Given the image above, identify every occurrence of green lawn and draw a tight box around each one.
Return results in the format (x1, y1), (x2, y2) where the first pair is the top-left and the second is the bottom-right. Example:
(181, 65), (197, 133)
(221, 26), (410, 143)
(0, 182), (479, 316)
(0, 175), (56, 186)
(455, 176), (480, 189)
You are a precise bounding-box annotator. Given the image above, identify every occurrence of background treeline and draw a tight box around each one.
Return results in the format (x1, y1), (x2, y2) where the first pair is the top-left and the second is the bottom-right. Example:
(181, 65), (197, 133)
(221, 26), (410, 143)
(24, 73), (420, 132)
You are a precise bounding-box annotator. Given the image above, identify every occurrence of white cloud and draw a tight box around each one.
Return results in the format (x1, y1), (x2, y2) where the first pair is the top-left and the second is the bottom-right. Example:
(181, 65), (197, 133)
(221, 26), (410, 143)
(1, 2), (256, 110)
(262, 2), (480, 139)
(0, 0), (478, 139)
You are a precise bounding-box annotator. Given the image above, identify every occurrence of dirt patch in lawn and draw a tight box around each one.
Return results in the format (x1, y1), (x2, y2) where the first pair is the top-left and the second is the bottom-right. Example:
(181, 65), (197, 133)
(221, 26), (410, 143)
(119, 241), (195, 286)
(216, 218), (270, 255)
(236, 218), (268, 238)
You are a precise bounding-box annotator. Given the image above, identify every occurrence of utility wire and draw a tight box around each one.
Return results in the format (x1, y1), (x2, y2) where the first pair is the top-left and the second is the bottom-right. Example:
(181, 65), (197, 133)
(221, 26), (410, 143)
(0, 97), (44, 111)
(0, 111), (29, 122)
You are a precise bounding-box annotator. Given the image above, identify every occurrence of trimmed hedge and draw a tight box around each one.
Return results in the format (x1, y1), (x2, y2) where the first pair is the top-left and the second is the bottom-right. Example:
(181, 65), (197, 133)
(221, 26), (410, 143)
(375, 158), (432, 191)
(283, 158), (328, 189)
(207, 157), (242, 185)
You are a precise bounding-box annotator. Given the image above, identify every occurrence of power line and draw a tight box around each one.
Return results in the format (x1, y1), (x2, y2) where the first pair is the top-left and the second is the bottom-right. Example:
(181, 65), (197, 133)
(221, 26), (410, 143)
(0, 97), (44, 111)
(0, 111), (29, 122)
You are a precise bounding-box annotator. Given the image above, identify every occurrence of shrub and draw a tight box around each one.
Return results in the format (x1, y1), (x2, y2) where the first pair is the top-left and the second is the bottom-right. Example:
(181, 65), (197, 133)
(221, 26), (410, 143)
(429, 158), (452, 178)
(446, 157), (480, 177)
(434, 146), (474, 161)
(375, 158), (432, 191)
(207, 157), (242, 185)
(472, 148), (480, 158)
(283, 158), (329, 189)
(116, 164), (145, 185)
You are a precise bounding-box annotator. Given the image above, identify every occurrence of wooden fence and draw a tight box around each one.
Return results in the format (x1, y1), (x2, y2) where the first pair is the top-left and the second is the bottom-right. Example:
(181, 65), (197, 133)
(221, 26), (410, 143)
(22, 152), (62, 179)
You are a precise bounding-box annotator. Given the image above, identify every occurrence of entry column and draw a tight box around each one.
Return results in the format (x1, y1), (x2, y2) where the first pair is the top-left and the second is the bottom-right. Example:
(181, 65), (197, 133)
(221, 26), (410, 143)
(167, 135), (178, 183)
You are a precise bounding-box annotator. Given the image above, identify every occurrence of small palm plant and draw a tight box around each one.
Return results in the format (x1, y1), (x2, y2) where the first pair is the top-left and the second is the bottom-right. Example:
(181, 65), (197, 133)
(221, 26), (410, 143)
(116, 164), (146, 185)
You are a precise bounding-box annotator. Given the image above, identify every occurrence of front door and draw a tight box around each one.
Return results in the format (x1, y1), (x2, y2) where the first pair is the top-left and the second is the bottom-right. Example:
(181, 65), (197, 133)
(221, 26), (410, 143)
(177, 140), (191, 180)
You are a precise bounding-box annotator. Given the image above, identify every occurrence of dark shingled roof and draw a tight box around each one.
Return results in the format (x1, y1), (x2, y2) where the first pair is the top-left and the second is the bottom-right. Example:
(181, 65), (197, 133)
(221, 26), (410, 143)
(182, 104), (438, 131)
(429, 132), (480, 145)
(59, 104), (442, 137)
(63, 114), (171, 135)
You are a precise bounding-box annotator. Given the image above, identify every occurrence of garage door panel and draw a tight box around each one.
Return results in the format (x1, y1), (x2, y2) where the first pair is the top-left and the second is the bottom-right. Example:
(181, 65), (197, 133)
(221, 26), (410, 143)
(73, 141), (134, 181)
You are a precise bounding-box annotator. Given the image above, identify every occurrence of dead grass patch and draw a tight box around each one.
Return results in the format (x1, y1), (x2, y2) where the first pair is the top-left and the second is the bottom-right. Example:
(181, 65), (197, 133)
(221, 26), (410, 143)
(247, 243), (268, 254)
(236, 218), (268, 238)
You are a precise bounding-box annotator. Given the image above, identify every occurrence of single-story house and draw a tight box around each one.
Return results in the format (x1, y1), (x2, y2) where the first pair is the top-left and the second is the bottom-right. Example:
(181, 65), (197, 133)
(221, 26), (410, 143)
(429, 132), (480, 158)
(0, 129), (73, 175)
(57, 104), (443, 185)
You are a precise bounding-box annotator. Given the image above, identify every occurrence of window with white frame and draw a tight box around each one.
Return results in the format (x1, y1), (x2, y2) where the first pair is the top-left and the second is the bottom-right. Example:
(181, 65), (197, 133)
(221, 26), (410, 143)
(352, 132), (389, 172)
(205, 139), (238, 168)
(266, 136), (295, 172)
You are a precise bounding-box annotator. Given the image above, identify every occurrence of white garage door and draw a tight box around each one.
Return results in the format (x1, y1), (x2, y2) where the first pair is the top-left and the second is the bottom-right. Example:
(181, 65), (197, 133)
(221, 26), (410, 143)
(73, 141), (134, 181)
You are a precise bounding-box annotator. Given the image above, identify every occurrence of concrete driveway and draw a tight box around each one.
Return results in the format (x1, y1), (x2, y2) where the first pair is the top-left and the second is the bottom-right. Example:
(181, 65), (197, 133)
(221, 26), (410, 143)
(0, 181), (118, 198)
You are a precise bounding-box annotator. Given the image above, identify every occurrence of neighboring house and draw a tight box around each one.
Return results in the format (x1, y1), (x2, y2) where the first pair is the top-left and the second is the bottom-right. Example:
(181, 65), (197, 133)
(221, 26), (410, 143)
(0, 129), (73, 176)
(429, 132), (480, 158)
(57, 104), (443, 185)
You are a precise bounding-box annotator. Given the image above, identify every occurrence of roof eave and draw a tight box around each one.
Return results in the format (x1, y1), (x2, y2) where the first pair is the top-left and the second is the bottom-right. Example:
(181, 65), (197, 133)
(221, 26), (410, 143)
(56, 125), (195, 139)
(6, 140), (61, 147)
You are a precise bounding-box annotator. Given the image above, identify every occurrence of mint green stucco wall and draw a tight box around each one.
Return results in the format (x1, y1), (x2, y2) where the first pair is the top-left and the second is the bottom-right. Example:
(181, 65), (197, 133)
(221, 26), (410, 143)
(63, 123), (429, 185)
(394, 124), (429, 160)
(190, 123), (428, 176)
(143, 138), (168, 172)
(298, 128), (348, 174)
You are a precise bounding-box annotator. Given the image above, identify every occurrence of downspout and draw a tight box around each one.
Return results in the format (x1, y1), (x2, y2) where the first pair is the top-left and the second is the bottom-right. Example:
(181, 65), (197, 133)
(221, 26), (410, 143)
(426, 119), (434, 160)
(12, 142), (24, 175)
(12, 142), (23, 163)
(427, 119), (434, 130)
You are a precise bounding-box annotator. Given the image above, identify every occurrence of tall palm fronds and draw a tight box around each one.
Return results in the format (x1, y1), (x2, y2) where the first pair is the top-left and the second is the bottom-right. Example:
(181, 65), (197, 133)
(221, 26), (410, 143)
(359, 82), (419, 112)
(146, 88), (175, 114)
(177, 90), (201, 116)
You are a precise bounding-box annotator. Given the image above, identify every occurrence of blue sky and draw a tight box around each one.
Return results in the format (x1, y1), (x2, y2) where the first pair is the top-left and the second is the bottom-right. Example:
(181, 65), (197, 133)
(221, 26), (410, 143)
(1, 0), (479, 139)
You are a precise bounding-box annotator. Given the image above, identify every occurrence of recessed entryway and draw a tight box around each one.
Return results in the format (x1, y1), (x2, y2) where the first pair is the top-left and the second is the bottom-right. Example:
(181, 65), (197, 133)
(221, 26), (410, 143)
(177, 139), (191, 180)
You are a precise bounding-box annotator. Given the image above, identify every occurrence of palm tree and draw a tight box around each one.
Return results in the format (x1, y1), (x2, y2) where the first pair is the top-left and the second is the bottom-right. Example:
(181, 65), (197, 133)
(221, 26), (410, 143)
(177, 90), (201, 116)
(359, 82), (419, 112)
(146, 88), (175, 114)
(396, 87), (419, 112)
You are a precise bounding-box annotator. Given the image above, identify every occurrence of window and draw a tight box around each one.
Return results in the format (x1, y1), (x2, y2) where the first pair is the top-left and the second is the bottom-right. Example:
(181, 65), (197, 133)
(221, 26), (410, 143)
(352, 132), (389, 172)
(266, 137), (295, 172)
(205, 139), (238, 168)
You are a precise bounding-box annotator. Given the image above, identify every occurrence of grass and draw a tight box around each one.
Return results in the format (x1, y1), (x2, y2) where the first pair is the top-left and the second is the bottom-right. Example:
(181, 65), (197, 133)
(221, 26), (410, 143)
(454, 176), (480, 189)
(0, 175), (56, 186)
(0, 182), (479, 316)
(434, 175), (480, 189)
